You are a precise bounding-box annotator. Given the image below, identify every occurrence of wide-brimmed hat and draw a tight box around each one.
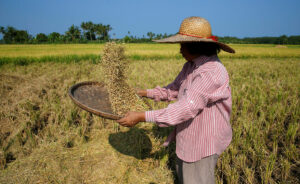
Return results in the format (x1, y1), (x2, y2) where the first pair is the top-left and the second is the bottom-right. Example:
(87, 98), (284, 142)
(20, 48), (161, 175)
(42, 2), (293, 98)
(154, 17), (235, 53)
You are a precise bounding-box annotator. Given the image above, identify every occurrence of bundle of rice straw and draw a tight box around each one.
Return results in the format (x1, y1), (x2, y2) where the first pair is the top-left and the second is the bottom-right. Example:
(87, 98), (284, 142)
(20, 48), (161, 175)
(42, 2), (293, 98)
(101, 42), (148, 116)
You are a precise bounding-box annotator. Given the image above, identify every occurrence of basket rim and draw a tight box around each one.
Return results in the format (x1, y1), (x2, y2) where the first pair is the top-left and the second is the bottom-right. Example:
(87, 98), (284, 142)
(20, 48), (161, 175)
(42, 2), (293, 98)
(68, 81), (123, 120)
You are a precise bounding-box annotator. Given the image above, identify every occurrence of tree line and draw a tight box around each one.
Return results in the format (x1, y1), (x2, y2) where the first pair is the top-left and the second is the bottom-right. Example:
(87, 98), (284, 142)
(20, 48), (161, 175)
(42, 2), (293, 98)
(0, 21), (112, 44)
(0, 22), (300, 44)
(0, 21), (172, 44)
(218, 35), (300, 45)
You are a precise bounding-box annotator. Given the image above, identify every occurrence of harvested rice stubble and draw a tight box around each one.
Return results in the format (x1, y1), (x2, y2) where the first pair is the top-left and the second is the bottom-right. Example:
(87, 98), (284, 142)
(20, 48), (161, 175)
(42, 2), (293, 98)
(101, 42), (148, 116)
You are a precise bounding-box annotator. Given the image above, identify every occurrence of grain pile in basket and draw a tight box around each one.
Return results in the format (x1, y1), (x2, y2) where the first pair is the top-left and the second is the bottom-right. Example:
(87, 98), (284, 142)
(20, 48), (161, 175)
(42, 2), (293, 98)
(101, 42), (148, 116)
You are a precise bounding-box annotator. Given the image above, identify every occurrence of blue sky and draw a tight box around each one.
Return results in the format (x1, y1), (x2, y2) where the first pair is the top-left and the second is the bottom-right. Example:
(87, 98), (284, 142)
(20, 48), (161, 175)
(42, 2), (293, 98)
(0, 0), (299, 38)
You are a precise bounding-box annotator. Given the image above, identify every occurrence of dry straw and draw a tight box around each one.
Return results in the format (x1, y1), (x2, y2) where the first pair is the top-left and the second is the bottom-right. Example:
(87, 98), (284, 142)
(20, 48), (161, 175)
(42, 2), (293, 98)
(101, 42), (148, 116)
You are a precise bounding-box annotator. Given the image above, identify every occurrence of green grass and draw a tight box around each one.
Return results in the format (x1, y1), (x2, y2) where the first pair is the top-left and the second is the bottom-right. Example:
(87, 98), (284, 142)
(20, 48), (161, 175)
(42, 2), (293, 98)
(0, 44), (299, 183)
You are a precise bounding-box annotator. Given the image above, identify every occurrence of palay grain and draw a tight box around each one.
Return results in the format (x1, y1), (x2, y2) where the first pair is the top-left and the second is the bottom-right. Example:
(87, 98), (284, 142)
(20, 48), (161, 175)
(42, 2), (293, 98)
(101, 42), (148, 116)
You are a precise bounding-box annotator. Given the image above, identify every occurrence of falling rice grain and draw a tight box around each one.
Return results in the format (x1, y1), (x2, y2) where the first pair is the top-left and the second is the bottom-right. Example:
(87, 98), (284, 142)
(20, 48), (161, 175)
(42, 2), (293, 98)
(101, 42), (148, 116)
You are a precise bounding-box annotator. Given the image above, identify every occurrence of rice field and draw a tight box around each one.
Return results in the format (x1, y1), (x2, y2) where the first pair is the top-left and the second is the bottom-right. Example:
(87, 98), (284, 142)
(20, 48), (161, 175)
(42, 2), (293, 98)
(0, 43), (299, 183)
(0, 43), (300, 60)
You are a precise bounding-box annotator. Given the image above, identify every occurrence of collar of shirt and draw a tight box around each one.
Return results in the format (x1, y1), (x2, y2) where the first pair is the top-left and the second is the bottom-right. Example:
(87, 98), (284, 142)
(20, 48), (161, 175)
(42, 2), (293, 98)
(192, 55), (219, 68)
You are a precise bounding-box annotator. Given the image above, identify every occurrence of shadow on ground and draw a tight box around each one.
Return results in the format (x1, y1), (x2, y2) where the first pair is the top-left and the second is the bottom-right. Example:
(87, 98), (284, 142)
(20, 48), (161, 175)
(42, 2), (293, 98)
(109, 126), (179, 183)
(108, 127), (152, 159)
(152, 126), (178, 184)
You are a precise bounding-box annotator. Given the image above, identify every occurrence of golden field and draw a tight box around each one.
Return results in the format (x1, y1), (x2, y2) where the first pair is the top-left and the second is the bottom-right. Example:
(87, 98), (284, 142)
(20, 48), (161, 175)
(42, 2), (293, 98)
(0, 44), (300, 58)
(0, 43), (299, 184)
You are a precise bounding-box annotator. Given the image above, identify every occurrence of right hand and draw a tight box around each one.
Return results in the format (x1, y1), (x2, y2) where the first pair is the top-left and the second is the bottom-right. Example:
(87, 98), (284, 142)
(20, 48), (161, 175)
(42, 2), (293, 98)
(117, 111), (145, 127)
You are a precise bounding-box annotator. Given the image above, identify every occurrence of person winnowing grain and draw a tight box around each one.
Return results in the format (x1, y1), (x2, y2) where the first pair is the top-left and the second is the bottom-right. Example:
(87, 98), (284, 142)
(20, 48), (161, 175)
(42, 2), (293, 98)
(117, 16), (235, 184)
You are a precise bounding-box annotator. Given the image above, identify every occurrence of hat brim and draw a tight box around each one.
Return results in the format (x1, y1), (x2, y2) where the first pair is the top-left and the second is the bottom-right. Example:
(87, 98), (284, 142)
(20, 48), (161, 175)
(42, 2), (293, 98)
(153, 34), (235, 53)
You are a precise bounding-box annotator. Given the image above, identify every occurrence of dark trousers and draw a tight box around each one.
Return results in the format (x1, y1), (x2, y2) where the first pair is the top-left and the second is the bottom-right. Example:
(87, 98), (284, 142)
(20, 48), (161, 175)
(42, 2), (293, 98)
(176, 154), (219, 184)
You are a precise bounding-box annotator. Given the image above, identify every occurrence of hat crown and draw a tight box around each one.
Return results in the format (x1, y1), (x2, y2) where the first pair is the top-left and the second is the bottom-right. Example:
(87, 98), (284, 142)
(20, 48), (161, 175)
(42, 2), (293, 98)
(179, 17), (212, 38)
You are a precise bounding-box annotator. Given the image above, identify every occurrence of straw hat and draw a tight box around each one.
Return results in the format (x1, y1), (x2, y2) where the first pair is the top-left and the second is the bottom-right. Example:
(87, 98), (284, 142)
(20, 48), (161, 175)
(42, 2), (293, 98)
(154, 17), (235, 53)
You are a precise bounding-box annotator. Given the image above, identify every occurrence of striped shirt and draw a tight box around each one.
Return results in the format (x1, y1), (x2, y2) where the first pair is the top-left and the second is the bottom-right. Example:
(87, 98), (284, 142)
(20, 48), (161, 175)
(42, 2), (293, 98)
(145, 55), (232, 162)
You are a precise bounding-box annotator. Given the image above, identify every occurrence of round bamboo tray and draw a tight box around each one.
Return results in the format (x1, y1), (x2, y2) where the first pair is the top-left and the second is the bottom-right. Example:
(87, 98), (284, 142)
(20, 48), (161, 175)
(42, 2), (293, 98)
(68, 81), (122, 120)
(68, 81), (152, 120)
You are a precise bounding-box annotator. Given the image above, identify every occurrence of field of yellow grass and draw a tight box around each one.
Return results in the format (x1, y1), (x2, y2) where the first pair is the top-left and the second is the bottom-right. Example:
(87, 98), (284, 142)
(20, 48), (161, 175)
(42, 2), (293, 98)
(1, 44), (300, 58)
(0, 43), (299, 183)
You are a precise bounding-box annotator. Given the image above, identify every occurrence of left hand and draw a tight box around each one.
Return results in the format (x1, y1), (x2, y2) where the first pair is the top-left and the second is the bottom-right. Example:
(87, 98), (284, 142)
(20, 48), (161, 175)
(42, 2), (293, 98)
(135, 89), (147, 97)
(117, 111), (145, 127)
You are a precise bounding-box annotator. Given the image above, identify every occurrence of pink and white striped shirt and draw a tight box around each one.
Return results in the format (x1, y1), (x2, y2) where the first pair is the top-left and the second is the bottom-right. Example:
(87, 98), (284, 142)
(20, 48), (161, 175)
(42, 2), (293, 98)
(145, 55), (232, 162)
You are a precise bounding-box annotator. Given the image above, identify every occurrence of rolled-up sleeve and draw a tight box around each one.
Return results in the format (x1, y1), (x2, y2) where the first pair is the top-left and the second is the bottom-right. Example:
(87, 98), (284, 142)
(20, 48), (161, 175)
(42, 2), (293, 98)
(146, 70), (230, 126)
(146, 63), (188, 102)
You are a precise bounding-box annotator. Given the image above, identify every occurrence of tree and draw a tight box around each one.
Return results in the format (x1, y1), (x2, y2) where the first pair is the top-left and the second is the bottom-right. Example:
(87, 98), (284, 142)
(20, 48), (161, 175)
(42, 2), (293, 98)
(2, 26), (17, 43)
(48, 32), (60, 43)
(85, 21), (96, 41)
(123, 35), (131, 43)
(36, 33), (48, 43)
(277, 35), (288, 45)
(59, 34), (68, 43)
(0, 27), (3, 43)
(0, 26), (30, 43)
(94, 23), (104, 40)
(65, 24), (81, 42)
(80, 22), (89, 40)
(80, 21), (112, 41)
(147, 32), (155, 40)
(155, 33), (163, 40)
(95, 24), (112, 41)
(0, 26), (4, 34)
(288, 35), (300, 44)
(103, 24), (112, 40)
(15, 30), (30, 43)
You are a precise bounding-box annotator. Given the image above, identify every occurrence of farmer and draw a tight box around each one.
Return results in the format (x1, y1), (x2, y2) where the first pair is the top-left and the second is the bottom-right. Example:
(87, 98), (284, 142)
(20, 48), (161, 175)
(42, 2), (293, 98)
(117, 16), (235, 184)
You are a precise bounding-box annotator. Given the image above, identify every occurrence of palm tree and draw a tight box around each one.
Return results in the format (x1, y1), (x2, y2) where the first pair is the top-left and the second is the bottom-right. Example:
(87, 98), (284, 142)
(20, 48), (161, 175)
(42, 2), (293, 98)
(147, 32), (155, 40)
(94, 24), (112, 41)
(95, 23), (104, 40)
(66, 25), (81, 41)
(104, 25), (112, 40)
(80, 22), (88, 40)
(48, 32), (61, 43)
(86, 21), (95, 40)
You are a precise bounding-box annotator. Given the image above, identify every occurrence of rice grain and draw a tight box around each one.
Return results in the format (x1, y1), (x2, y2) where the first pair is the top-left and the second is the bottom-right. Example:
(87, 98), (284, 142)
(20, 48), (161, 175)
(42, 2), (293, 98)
(101, 42), (148, 116)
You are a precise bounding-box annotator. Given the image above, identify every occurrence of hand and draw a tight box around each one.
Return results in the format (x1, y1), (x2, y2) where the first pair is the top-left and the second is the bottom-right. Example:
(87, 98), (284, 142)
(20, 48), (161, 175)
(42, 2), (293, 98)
(136, 89), (147, 97)
(117, 111), (145, 127)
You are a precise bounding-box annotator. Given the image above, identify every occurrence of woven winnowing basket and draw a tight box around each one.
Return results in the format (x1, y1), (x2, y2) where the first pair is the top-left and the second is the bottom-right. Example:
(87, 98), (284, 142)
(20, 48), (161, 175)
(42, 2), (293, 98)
(68, 81), (122, 120)
(68, 81), (152, 120)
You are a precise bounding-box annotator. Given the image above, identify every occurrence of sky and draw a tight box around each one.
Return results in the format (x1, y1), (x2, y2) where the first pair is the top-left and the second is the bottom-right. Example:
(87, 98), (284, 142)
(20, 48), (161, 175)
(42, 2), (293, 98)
(0, 0), (300, 39)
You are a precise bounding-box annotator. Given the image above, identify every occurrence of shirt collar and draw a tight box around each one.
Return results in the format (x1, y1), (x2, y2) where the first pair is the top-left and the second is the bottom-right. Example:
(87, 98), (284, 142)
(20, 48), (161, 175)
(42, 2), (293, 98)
(192, 55), (219, 67)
